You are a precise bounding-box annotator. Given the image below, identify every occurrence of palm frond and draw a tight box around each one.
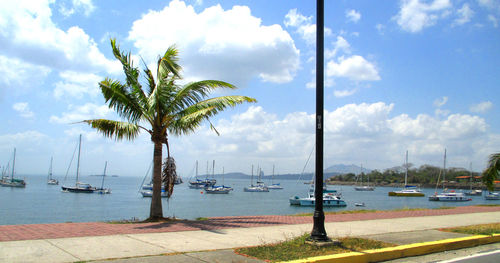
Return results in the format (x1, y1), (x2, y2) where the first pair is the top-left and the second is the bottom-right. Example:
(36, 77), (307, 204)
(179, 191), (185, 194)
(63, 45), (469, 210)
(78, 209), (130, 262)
(110, 38), (148, 110)
(99, 78), (149, 123)
(157, 45), (181, 83)
(168, 80), (238, 114)
(482, 152), (500, 191)
(81, 119), (143, 140)
(168, 95), (256, 136)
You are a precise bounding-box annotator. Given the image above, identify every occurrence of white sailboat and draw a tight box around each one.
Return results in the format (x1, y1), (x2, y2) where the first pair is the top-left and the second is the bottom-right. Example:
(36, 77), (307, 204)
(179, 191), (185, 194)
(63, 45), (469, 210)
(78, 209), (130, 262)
(61, 135), (96, 193)
(188, 161), (216, 189)
(388, 151), (424, 197)
(464, 163), (482, 196)
(0, 148), (26, 188)
(267, 164), (283, 190)
(244, 165), (269, 192)
(429, 149), (471, 202)
(47, 157), (59, 185)
(95, 161), (111, 194)
(205, 163), (232, 194)
(354, 164), (374, 191)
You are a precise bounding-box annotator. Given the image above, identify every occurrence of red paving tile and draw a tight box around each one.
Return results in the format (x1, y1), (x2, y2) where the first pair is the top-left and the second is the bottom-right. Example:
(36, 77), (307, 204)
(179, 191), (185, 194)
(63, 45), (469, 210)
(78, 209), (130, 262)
(0, 205), (499, 242)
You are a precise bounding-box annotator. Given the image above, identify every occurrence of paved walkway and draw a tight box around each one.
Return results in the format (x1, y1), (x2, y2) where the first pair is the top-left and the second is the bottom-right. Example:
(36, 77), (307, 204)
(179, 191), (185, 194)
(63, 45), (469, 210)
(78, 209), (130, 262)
(1, 206), (499, 262)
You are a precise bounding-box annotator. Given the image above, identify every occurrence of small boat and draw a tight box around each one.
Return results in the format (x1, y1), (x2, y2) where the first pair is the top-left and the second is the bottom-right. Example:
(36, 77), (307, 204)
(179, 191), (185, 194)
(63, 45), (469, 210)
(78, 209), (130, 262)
(464, 163), (481, 196)
(354, 164), (374, 191)
(188, 161), (216, 189)
(429, 149), (471, 202)
(290, 185), (346, 207)
(141, 189), (169, 197)
(61, 135), (96, 193)
(0, 148), (26, 188)
(47, 157), (59, 185)
(484, 192), (500, 200)
(205, 162), (232, 194)
(95, 161), (111, 194)
(355, 202), (366, 207)
(464, 189), (482, 196)
(267, 165), (283, 190)
(244, 165), (269, 192)
(428, 191), (472, 202)
(389, 151), (424, 197)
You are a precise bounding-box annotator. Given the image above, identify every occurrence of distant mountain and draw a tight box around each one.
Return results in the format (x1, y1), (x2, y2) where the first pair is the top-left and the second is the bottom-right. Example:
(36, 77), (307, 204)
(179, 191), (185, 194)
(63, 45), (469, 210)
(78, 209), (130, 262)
(324, 164), (371, 175)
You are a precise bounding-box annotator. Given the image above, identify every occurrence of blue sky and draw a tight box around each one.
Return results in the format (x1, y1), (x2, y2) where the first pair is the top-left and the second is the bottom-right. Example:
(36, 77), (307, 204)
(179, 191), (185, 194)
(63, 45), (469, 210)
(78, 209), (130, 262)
(1, 0), (499, 178)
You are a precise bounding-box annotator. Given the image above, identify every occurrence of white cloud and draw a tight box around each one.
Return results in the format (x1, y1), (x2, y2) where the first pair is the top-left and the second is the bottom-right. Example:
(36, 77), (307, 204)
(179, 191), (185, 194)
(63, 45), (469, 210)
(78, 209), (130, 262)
(13, 102), (34, 118)
(375, 24), (386, 35)
(53, 71), (102, 99)
(477, 0), (499, 9)
(59, 0), (96, 17)
(454, 3), (474, 26)
(0, 0), (119, 75)
(346, 9), (361, 23)
(470, 101), (493, 113)
(178, 102), (495, 173)
(394, 0), (453, 33)
(326, 36), (351, 59)
(433, 96), (448, 107)
(284, 8), (332, 45)
(128, 0), (299, 85)
(326, 55), (380, 81)
(488, 14), (499, 27)
(49, 103), (112, 124)
(435, 108), (450, 116)
(0, 55), (51, 92)
(334, 89), (357, 97)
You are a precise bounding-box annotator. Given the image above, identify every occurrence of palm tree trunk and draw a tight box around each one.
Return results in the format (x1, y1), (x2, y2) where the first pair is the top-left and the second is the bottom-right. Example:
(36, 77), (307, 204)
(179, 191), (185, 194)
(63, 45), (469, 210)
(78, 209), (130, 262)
(149, 139), (163, 219)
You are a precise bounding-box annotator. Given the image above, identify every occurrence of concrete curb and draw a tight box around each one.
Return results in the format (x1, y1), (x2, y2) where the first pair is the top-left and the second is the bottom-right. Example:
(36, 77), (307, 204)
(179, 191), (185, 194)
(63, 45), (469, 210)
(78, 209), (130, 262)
(282, 234), (500, 263)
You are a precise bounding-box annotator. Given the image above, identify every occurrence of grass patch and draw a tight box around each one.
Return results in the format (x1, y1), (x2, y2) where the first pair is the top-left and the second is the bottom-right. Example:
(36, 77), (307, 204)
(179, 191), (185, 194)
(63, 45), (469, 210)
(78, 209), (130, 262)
(292, 206), (454, 217)
(442, 223), (500, 236)
(235, 234), (395, 262)
(195, 217), (209, 221)
(474, 204), (500, 207)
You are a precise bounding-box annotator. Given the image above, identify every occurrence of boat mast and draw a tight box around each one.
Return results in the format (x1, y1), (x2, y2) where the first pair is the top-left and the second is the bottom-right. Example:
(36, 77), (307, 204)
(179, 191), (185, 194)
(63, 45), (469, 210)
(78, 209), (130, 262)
(11, 148), (16, 180)
(469, 162), (472, 191)
(405, 150), (408, 186)
(443, 149), (447, 190)
(76, 134), (82, 184)
(48, 157), (53, 180)
(195, 160), (198, 178)
(251, 165), (254, 186)
(101, 161), (107, 189)
(212, 160), (215, 179)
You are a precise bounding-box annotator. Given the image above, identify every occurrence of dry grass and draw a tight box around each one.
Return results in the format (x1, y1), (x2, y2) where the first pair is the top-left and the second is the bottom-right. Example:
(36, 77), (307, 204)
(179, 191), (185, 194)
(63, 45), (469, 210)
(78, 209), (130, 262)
(441, 223), (500, 236)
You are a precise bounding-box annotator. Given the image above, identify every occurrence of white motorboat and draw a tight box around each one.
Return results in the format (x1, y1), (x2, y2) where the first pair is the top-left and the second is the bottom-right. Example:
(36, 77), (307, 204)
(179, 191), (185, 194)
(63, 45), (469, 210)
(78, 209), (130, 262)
(205, 185), (233, 194)
(429, 191), (471, 202)
(484, 192), (500, 200)
(290, 192), (346, 207)
(429, 149), (471, 202)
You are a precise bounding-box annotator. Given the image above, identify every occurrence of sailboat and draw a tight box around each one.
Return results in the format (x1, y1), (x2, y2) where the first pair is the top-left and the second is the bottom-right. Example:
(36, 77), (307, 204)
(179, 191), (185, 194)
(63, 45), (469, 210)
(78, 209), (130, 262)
(388, 151), (424, 197)
(354, 164), (374, 191)
(61, 135), (96, 193)
(188, 161), (216, 189)
(429, 149), (471, 202)
(464, 163), (482, 196)
(267, 164), (283, 190)
(139, 161), (168, 197)
(47, 157), (59, 185)
(205, 162), (233, 194)
(244, 165), (269, 192)
(95, 161), (111, 194)
(0, 148), (26, 188)
(290, 177), (346, 206)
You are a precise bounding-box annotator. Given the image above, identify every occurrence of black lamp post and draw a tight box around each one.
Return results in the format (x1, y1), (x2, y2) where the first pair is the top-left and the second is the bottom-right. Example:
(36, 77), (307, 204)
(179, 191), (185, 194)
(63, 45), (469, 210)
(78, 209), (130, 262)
(309, 0), (329, 242)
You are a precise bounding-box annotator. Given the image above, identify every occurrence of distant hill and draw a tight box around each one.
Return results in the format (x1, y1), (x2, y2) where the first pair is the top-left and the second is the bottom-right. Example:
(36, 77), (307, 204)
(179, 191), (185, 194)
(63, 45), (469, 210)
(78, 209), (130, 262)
(324, 164), (371, 175)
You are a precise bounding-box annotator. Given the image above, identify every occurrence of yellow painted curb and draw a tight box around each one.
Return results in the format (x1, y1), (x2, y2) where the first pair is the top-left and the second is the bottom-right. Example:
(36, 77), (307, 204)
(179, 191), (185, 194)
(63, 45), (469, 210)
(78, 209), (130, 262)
(280, 234), (500, 263)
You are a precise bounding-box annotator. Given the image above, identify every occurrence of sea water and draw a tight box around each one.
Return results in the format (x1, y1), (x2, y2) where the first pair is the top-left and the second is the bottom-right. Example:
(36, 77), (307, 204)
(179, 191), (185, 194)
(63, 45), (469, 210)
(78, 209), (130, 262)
(0, 174), (497, 225)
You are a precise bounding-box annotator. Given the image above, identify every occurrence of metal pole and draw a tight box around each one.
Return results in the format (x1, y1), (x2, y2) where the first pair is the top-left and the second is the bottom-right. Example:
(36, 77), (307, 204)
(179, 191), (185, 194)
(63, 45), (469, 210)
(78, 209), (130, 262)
(310, 0), (328, 242)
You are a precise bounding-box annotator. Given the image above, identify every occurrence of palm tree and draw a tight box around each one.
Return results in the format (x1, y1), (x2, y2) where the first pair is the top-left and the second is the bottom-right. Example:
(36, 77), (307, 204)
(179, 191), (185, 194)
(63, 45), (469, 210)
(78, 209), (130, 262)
(83, 39), (256, 220)
(482, 152), (500, 192)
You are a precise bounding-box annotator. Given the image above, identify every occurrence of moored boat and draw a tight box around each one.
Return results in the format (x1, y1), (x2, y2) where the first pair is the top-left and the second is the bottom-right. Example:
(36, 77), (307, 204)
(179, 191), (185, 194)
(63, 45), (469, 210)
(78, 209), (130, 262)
(428, 149), (471, 202)
(388, 151), (424, 197)
(0, 148), (26, 188)
(484, 192), (500, 200)
(61, 135), (95, 193)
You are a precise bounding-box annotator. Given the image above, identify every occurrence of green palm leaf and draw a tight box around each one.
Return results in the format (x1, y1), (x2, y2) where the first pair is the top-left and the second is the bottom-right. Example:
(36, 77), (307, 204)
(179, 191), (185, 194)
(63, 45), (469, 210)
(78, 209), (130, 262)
(81, 119), (142, 140)
(482, 152), (500, 191)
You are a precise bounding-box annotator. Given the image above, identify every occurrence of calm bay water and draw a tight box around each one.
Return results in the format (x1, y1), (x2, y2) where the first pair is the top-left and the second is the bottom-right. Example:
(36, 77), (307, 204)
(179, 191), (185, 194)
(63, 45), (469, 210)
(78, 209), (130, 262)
(1, 174), (498, 225)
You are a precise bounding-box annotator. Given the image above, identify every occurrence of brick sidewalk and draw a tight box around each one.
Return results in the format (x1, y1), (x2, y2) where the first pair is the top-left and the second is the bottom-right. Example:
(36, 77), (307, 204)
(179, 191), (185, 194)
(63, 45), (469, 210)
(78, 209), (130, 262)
(1, 205), (499, 242)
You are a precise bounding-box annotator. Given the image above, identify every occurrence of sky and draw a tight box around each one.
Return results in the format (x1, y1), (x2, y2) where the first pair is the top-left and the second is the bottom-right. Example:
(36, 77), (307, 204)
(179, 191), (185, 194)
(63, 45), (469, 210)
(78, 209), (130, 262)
(1, 0), (499, 178)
